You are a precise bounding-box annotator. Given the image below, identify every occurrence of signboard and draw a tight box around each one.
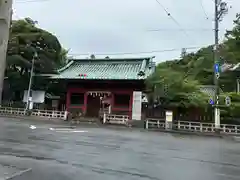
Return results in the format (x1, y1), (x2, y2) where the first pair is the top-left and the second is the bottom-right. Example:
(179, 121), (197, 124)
(225, 96), (231, 106)
(142, 93), (148, 103)
(52, 100), (59, 108)
(23, 90), (45, 103)
(214, 63), (220, 73)
(132, 91), (142, 120)
(166, 111), (173, 122)
(209, 98), (214, 105)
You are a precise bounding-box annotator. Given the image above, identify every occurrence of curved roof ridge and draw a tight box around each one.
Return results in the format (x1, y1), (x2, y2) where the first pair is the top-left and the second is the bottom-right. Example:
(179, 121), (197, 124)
(71, 56), (154, 62)
(58, 60), (75, 73)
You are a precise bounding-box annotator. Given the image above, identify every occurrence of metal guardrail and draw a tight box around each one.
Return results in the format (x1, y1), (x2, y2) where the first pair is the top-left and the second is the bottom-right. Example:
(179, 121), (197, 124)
(145, 119), (240, 135)
(103, 113), (129, 125)
(0, 107), (68, 120)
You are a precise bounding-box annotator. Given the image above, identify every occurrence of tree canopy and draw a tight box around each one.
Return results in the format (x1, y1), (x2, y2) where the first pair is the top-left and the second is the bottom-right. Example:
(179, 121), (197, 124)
(4, 18), (67, 101)
(147, 13), (240, 114)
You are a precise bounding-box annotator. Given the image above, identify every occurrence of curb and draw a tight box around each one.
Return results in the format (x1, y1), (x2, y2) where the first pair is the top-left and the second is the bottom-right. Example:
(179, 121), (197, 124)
(148, 128), (240, 139)
(154, 129), (223, 138)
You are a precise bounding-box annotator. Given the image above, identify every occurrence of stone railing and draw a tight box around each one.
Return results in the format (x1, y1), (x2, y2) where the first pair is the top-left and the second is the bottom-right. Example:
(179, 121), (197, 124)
(145, 118), (240, 135)
(0, 107), (68, 120)
(103, 113), (129, 125)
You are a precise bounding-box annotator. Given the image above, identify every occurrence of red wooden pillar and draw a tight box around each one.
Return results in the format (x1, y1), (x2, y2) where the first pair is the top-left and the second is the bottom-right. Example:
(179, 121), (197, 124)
(83, 92), (88, 115)
(128, 91), (133, 119)
(66, 90), (70, 111)
(111, 92), (115, 108)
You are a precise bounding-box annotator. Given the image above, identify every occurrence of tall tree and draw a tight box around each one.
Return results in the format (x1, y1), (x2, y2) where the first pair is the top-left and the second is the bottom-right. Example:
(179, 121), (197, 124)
(4, 18), (67, 101)
(147, 67), (209, 108)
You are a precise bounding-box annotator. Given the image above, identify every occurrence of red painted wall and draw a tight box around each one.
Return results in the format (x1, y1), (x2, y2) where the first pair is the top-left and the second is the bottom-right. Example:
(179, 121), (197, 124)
(66, 87), (133, 118)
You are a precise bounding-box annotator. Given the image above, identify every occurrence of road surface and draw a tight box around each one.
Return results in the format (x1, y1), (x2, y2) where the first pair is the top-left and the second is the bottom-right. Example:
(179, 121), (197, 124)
(0, 117), (239, 180)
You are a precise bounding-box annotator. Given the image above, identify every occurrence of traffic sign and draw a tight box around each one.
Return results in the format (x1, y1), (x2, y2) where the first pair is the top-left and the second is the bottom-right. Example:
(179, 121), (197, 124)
(209, 98), (214, 105)
(225, 96), (231, 106)
(216, 73), (220, 79)
(214, 63), (220, 73)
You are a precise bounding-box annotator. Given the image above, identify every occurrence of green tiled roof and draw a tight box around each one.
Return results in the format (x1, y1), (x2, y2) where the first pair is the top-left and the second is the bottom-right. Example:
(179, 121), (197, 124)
(51, 57), (155, 80)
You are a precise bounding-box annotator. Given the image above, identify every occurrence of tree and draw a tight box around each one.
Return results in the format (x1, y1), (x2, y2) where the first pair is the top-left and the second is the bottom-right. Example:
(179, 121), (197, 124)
(222, 13), (240, 64)
(144, 14), (240, 122)
(146, 67), (209, 108)
(4, 18), (67, 101)
(8, 18), (66, 73)
(154, 14), (240, 93)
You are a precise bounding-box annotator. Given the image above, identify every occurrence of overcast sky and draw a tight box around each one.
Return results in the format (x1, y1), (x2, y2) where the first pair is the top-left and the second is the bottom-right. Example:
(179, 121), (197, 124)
(13, 0), (239, 63)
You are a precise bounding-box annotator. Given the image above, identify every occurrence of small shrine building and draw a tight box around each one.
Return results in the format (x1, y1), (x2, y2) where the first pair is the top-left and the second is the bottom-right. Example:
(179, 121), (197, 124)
(50, 57), (155, 120)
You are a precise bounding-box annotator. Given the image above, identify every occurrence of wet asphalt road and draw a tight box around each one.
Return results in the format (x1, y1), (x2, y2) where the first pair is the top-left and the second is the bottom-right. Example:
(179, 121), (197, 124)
(0, 118), (239, 180)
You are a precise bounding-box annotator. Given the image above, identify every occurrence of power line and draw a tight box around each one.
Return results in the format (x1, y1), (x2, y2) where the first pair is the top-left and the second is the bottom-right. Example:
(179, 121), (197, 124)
(146, 28), (228, 32)
(199, 0), (209, 20)
(146, 28), (215, 32)
(15, 0), (50, 3)
(154, 0), (194, 43)
(68, 46), (202, 56)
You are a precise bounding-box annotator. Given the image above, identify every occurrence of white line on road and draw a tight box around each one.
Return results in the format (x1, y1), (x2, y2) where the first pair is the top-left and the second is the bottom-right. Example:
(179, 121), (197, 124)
(72, 130), (88, 133)
(49, 128), (88, 133)
(54, 130), (88, 133)
(29, 125), (36, 129)
(29, 126), (88, 133)
(5, 168), (32, 180)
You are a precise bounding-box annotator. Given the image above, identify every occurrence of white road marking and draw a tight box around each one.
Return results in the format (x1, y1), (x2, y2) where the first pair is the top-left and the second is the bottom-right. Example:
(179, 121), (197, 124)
(49, 128), (88, 133)
(29, 125), (36, 129)
(72, 130), (88, 133)
(29, 126), (87, 133)
(5, 168), (32, 180)
(55, 130), (88, 133)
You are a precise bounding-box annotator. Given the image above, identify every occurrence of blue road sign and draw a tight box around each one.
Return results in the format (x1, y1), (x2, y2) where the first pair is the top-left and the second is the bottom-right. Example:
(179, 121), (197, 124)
(214, 63), (220, 73)
(225, 96), (231, 106)
(209, 98), (214, 105)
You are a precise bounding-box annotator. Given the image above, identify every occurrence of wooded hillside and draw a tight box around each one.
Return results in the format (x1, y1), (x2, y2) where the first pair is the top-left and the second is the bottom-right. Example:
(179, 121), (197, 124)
(147, 13), (240, 118)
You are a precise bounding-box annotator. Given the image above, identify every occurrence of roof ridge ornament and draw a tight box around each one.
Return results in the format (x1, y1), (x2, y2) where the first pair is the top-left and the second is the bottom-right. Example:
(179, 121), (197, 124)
(138, 59), (147, 76)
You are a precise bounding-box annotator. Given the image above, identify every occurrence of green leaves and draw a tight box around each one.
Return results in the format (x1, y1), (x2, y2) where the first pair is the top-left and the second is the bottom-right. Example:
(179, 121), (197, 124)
(8, 18), (64, 73)
(147, 67), (209, 108)
(4, 17), (67, 100)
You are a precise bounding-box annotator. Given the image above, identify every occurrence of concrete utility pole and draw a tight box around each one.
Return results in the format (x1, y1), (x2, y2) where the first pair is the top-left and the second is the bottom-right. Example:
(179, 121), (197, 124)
(0, 0), (13, 104)
(214, 0), (228, 129)
(25, 51), (37, 111)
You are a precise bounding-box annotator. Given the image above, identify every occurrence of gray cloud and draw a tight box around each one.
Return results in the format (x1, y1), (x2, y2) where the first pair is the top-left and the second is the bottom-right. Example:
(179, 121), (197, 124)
(13, 0), (239, 62)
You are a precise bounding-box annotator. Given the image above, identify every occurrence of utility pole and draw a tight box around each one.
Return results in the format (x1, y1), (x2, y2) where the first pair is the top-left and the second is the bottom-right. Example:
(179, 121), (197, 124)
(0, 0), (13, 104)
(181, 48), (187, 58)
(25, 51), (38, 112)
(214, 0), (228, 129)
